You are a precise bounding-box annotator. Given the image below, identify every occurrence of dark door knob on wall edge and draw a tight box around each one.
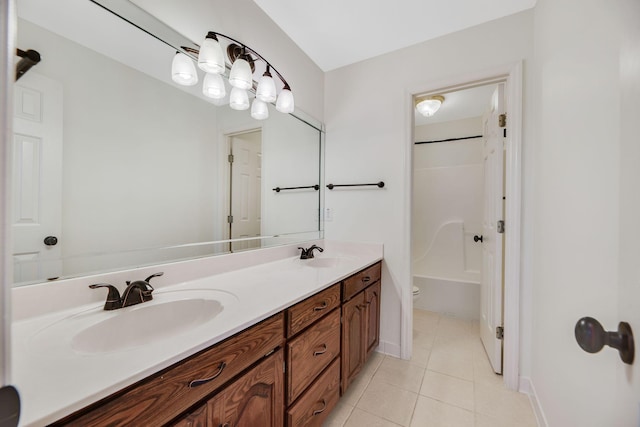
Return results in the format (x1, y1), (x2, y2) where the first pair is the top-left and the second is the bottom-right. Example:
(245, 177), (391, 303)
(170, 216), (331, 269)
(44, 236), (58, 246)
(574, 316), (634, 365)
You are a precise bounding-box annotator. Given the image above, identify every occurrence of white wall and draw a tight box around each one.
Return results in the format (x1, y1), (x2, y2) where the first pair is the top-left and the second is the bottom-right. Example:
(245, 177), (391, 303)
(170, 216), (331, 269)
(325, 11), (534, 359)
(530, 0), (638, 425)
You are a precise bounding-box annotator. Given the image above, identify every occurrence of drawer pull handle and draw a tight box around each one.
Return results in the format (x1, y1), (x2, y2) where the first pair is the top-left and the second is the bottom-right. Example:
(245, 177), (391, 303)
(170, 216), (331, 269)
(362, 276), (371, 283)
(313, 301), (328, 311)
(312, 399), (327, 416)
(313, 344), (328, 356)
(188, 362), (227, 388)
(220, 424), (230, 427)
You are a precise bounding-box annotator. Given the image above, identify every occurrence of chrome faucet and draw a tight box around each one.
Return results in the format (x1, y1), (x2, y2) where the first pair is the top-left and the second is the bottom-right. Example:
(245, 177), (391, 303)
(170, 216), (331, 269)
(89, 272), (163, 310)
(298, 245), (324, 259)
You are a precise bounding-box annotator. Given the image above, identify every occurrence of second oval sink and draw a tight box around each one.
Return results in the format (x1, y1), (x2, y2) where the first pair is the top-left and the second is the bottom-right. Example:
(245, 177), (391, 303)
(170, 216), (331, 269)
(71, 298), (223, 354)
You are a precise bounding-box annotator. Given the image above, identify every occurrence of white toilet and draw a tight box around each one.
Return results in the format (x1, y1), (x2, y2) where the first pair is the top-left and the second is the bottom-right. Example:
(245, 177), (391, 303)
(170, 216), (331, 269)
(412, 285), (421, 302)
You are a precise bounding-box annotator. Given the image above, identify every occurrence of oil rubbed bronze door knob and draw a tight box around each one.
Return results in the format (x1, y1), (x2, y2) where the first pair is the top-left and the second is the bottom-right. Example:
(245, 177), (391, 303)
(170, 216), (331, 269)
(44, 235), (58, 246)
(474, 235), (483, 243)
(574, 317), (635, 365)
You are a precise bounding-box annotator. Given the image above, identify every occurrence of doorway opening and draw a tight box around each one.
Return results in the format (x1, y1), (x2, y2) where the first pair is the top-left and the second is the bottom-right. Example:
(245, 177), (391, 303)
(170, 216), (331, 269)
(405, 62), (523, 391)
(226, 129), (262, 253)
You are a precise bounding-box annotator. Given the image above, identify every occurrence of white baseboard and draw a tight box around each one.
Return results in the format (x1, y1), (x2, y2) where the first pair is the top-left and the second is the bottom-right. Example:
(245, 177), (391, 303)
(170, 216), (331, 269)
(378, 340), (401, 358)
(520, 377), (548, 427)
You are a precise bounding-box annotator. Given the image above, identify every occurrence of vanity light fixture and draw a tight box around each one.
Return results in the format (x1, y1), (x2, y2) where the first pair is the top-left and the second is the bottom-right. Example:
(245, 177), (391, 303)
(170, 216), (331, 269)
(171, 52), (198, 86)
(171, 31), (294, 120)
(415, 95), (445, 117)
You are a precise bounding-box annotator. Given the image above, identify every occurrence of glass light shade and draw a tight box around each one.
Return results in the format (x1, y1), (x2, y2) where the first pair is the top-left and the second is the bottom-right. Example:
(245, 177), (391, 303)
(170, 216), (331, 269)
(276, 87), (295, 113)
(256, 73), (277, 103)
(171, 52), (198, 86)
(197, 35), (225, 74)
(228, 57), (253, 90)
(202, 73), (226, 99)
(251, 98), (269, 120)
(415, 96), (443, 117)
(229, 87), (250, 110)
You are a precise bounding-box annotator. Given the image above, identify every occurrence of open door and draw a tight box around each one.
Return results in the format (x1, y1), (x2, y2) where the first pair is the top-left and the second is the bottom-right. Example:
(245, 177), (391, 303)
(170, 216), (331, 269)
(480, 84), (505, 374)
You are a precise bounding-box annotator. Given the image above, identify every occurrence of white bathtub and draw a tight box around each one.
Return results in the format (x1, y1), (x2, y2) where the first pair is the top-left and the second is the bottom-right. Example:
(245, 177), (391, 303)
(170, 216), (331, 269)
(413, 221), (481, 319)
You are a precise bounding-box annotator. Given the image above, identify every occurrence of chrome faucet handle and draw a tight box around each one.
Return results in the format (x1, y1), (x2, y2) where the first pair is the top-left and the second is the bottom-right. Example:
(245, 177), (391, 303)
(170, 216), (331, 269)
(89, 283), (122, 311)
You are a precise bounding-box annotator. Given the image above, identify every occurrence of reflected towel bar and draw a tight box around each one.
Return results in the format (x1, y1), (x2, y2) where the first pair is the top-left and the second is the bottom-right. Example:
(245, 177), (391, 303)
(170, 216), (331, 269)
(273, 185), (319, 192)
(326, 181), (385, 190)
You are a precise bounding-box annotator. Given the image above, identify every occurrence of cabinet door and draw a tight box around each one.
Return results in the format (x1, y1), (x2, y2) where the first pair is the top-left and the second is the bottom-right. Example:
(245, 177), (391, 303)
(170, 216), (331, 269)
(364, 281), (381, 361)
(172, 404), (207, 427)
(341, 292), (365, 393)
(209, 349), (284, 427)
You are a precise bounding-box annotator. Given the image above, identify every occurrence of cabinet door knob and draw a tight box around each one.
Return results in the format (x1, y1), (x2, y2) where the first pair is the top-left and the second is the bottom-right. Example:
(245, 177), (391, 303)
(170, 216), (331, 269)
(188, 362), (227, 388)
(473, 235), (483, 243)
(574, 317), (635, 364)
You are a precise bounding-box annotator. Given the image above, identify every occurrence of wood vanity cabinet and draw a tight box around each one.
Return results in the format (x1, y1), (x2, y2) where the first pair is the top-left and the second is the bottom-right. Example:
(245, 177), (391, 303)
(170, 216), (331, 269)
(285, 284), (341, 426)
(53, 313), (285, 427)
(341, 262), (382, 393)
(173, 349), (284, 427)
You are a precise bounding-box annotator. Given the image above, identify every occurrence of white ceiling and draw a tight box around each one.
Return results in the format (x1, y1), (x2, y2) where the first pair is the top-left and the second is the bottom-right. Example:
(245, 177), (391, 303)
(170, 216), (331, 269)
(415, 84), (498, 126)
(252, 0), (536, 71)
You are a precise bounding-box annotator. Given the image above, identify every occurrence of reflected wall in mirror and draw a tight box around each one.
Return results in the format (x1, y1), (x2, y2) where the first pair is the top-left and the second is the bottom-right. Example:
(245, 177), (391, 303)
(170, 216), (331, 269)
(12, 0), (323, 286)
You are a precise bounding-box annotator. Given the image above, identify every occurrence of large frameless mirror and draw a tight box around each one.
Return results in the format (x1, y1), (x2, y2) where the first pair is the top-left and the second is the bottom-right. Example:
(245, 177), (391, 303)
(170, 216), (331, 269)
(12, 0), (323, 286)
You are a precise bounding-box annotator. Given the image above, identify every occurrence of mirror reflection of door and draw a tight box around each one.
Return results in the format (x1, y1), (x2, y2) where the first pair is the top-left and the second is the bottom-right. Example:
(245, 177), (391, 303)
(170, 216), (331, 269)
(12, 72), (63, 282)
(228, 130), (262, 252)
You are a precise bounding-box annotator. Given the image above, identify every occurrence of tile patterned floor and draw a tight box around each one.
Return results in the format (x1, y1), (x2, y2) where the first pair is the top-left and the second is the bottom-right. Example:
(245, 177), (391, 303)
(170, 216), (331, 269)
(323, 309), (538, 427)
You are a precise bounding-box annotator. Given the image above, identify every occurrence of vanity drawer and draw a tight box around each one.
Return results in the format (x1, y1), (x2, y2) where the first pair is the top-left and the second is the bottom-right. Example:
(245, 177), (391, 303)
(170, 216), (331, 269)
(58, 313), (285, 426)
(286, 358), (340, 427)
(286, 308), (340, 405)
(343, 262), (381, 302)
(286, 283), (340, 337)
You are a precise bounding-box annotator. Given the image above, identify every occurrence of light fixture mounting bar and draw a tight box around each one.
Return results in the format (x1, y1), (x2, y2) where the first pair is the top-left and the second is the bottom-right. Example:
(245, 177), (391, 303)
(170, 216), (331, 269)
(195, 31), (290, 90)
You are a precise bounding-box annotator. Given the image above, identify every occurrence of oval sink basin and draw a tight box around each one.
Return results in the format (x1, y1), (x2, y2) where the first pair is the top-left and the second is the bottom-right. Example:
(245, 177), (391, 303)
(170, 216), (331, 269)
(303, 258), (342, 268)
(30, 289), (238, 355)
(71, 298), (223, 354)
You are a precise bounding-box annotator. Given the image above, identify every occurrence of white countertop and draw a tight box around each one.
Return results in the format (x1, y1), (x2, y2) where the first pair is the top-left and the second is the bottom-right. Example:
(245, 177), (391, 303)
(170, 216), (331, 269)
(11, 240), (383, 426)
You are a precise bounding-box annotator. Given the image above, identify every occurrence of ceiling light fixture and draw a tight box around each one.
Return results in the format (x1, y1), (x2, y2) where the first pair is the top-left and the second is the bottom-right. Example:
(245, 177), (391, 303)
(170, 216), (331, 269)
(171, 31), (294, 119)
(415, 95), (445, 117)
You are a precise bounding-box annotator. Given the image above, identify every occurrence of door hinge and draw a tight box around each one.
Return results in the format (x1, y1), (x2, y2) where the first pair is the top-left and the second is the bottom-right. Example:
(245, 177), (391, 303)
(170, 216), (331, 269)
(228, 154), (234, 163)
(496, 326), (504, 340)
(499, 113), (507, 128)
(497, 220), (505, 234)
(227, 215), (233, 224)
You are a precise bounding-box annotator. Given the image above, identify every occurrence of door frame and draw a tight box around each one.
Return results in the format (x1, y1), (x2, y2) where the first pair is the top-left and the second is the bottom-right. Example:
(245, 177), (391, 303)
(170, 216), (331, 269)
(0, 0), (16, 386)
(403, 61), (523, 390)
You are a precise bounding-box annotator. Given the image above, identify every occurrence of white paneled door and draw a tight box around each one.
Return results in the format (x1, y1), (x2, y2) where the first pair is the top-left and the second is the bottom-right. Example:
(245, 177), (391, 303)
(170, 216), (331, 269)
(12, 72), (63, 283)
(229, 130), (262, 251)
(480, 84), (505, 374)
